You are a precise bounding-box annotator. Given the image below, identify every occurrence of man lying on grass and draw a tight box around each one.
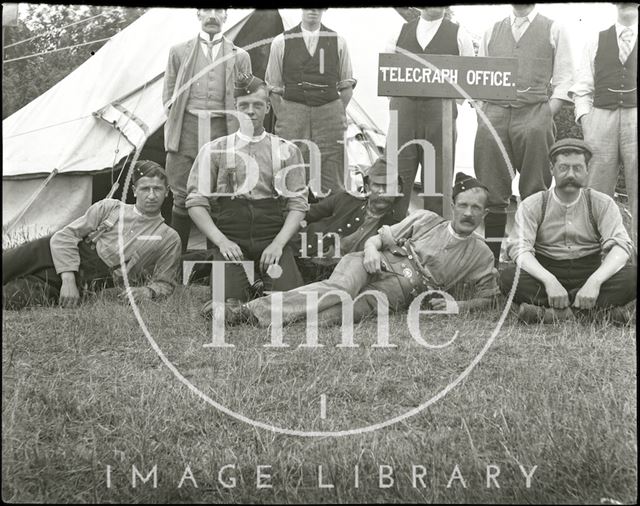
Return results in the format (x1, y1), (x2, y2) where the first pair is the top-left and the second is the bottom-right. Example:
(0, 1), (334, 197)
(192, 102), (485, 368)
(2, 161), (182, 309)
(203, 173), (500, 326)
(500, 138), (636, 325)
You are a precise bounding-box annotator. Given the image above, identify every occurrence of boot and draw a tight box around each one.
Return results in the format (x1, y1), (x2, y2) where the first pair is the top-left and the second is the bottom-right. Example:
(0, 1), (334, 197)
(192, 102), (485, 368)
(170, 210), (192, 253)
(484, 212), (507, 266)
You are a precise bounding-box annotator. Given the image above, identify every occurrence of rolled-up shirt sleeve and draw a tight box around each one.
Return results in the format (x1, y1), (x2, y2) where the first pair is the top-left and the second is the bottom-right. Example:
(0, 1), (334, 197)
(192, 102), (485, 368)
(569, 34), (597, 123)
(278, 141), (309, 214)
(50, 199), (117, 274)
(378, 210), (443, 248)
(185, 141), (221, 211)
(506, 195), (542, 263)
(337, 35), (357, 90)
(550, 20), (574, 102)
(595, 195), (635, 257)
(265, 33), (285, 93)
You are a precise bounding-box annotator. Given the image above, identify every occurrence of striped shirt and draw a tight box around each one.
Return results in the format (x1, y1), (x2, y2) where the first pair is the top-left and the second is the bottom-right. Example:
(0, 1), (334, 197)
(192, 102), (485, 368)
(50, 199), (181, 297)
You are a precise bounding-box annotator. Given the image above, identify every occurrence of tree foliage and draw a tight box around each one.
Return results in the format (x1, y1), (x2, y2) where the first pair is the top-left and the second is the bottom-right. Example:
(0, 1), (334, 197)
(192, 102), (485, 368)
(2, 5), (146, 119)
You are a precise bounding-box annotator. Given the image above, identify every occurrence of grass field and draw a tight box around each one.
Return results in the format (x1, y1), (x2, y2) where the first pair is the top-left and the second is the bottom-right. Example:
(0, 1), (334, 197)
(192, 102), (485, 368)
(2, 285), (637, 504)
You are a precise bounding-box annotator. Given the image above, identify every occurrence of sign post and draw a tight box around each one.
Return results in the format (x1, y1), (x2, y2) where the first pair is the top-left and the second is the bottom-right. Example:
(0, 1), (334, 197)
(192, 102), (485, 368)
(378, 53), (518, 219)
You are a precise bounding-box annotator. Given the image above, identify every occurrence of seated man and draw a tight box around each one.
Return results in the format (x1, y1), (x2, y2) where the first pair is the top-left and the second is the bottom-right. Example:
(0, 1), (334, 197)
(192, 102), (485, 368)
(500, 138), (636, 324)
(3, 161), (182, 309)
(208, 173), (500, 326)
(295, 157), (402, 281)
(185, 74), (309, 301)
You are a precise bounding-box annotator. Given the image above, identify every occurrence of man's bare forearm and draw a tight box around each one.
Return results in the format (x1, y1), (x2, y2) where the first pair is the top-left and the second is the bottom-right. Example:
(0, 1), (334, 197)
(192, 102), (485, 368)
(271, 210), (305, 248)
(188, 206), (228, 246)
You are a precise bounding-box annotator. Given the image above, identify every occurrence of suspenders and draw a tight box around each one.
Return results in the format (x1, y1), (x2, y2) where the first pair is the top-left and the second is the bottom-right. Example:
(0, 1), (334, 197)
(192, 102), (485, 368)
(538, 188), (600, 241)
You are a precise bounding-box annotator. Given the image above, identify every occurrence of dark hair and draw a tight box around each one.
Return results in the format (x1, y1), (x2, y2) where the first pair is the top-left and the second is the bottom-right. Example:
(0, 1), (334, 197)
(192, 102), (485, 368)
(453, 186), (489, 207)
(132, 160), (168, 185)
(551, 148), (592, 166)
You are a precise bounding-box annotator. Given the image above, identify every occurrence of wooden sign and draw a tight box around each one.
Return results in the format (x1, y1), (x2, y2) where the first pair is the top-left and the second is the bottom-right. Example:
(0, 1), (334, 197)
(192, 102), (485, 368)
(378, 53), (518, 101)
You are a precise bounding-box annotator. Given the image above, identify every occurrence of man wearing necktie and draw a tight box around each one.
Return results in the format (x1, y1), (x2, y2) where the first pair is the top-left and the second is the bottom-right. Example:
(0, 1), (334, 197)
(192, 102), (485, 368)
(383, 7), (476, 219)
(473, 4), (573, 264)
(163, 8), (252, 252)
(265, 8), (357, 197)
(570, 2), (638, 247)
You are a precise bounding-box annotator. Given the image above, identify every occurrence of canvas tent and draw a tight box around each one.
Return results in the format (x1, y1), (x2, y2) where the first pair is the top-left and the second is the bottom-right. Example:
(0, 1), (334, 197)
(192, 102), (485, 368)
(3, 7), (480, 243)
(2, 7), (402, 241)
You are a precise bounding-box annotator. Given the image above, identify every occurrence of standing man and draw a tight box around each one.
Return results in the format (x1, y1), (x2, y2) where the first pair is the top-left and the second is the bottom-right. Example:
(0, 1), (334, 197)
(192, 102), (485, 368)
(265, 8), (357, 197)
(474, 4), (573, 263)
(384, 6), (476, 218)
(163, 8), (252, 252)
(186, 75), (309, 302)
(570, 2), (637, 246)
(501, 139), (636, 324)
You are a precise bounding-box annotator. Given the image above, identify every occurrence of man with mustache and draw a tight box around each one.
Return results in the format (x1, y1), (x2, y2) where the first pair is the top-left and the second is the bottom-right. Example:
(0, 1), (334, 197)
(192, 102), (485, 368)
(265, 8), (356, 196)
(3, 161), (181, 309)
(212, 173), (500, 326)
(163, 8), (251, 252)
(570, 2), (637, 247)
(474, 4), (573, 264)
(294, 158), (402, 282)
(500, 139), (636, 324)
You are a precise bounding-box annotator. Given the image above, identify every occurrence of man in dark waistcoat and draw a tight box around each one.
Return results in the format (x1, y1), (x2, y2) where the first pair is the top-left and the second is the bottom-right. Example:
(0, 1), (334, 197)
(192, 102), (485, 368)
(163, 8), (252, 252)
(265, 8), (357, 197)
(474, 4), (573, 264)
(570, 2), (637, 246)
(384, 7), (475, 218)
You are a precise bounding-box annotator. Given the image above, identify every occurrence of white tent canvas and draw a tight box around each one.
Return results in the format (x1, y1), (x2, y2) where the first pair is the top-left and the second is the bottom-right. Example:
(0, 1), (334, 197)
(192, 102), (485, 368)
(2, 7), (475, 240)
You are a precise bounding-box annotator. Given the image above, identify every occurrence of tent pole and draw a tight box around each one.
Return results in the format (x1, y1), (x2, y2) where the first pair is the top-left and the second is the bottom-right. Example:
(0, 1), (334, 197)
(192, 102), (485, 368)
(4, 169), (59, 233)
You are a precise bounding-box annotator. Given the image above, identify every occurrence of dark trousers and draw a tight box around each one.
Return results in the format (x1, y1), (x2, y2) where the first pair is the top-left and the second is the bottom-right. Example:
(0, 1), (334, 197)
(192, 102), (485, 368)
(166, 113), (227, 252)
(186, 198), (304, 301)
(474, 102), (555, 260)
(499, 253), (637, 308)
(2, 235), (112, 309)
(387, 97), (457, 218)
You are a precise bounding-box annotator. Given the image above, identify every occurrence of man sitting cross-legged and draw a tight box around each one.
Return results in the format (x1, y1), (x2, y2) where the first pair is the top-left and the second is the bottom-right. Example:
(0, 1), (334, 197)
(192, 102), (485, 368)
(500, 138), (636, 324)
(185, 74), (309, 301)
(2, 161), (182, 309)
(206, 173), (500, 326)
(294, 157), (402, 281)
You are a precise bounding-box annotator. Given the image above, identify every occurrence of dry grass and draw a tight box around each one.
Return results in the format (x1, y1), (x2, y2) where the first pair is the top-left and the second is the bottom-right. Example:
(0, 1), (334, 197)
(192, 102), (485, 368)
(2, 286), (637, 503)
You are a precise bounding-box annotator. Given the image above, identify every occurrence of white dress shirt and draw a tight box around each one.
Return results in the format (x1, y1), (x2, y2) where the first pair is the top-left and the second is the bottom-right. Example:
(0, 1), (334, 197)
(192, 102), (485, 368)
(199, 31), (224, 61)
(570, 22), (639, 123)
(384, 16), (476, 57)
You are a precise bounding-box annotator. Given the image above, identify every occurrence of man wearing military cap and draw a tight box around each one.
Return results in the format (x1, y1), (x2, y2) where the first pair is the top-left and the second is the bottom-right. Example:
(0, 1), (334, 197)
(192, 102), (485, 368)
(3, 161), (182, 309)
(212, 172), (500, 326)
(501, 138), (636, 324)
(186, 75), (309, 302)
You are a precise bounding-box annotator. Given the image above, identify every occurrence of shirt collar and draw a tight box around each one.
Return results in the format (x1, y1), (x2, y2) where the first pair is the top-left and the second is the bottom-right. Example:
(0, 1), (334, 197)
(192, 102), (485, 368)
(552, 187), (583, 207)
(417, 16), (443, 31)
(510, 7), (537, 25)
(199, 31), (223, 43)
(133, 203), (163, 219)
(300, 25), (321, 35)
(616, 22), (638, 38)
(447, 222), (467, 240)
(236, 130), (267, 143)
